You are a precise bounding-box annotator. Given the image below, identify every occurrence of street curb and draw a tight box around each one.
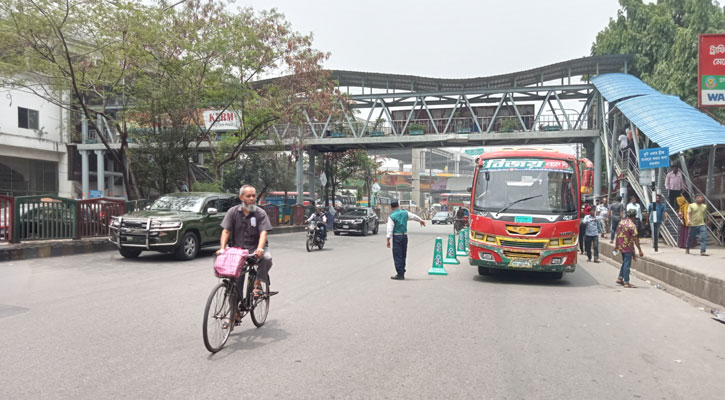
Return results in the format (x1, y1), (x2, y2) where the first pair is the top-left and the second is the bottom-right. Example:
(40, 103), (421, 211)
(0, 225), (307, 263)
(598, 240), (725, 307)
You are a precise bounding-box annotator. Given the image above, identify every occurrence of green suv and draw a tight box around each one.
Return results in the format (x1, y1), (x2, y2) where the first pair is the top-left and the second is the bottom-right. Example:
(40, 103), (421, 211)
(109, 192), (240, 260)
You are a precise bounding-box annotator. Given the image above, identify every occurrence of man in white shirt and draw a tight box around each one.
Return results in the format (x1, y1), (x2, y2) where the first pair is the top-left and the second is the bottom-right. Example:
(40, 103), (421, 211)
(386, 200), (426, 280)
(596, 197), (610, 238)
(626, 196), (642, 232)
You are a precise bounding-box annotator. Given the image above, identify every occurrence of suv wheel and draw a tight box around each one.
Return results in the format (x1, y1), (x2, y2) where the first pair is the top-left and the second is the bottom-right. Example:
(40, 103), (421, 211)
(175, 231), (199, 260)
(119, 248), (142, 259)
(372, 222), (379, 235)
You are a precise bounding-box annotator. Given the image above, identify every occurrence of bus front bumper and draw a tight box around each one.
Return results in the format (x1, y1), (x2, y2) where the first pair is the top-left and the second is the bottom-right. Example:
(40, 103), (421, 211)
(468, 242), (577, 273)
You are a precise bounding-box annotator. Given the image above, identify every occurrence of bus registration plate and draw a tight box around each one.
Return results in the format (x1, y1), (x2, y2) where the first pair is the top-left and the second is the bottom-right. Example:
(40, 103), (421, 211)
(515, 216), (533, 223)
(510, 259), (533, 268)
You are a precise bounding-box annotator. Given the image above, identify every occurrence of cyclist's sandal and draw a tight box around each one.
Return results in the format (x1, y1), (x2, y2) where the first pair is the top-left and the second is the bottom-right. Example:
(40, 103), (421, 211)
(253, 285), (264, 298)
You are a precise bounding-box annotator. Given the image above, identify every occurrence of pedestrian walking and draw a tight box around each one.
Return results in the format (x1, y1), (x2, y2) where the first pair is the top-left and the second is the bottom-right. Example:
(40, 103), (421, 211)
(686, 195), (709, 256)
(626, 196), (642, 233)
(647, 194), (668, 252)
(617, 130), (628, 163)
(676, 195), (690, 249)
(582, 208), (602, 262)
(386, 200), (425, 280)
(609, 196), (624, 243)
(614, 209), (644, 288)
(596, 197), (610, 238)
(579, 202), (592, 255)
(665, 166), (684, 207)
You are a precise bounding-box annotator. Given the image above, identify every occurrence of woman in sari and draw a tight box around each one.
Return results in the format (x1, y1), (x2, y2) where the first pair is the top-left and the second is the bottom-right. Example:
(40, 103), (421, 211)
(677, 195), (690, 249)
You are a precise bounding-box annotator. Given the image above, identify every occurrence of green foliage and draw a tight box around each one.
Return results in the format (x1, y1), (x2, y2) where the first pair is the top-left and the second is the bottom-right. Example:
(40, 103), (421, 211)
(409, 122), (427, 132)
(499, 118), (521, 132)
(592, 0), (725, 117)
(128, 127), (196, 195)
(192, 181), (223, 193)
(221, 152), (296, 198)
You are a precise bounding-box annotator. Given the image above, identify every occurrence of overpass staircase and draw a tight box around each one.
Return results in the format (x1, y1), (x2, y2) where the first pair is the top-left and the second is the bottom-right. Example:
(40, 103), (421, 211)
(601, 132), (723, 249)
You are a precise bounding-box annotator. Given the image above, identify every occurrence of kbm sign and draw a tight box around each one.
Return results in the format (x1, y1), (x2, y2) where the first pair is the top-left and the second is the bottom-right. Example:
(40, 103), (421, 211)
(203, 110), (242, 131)
(698, 34), (725, 107)
(638, 147), (669, 170)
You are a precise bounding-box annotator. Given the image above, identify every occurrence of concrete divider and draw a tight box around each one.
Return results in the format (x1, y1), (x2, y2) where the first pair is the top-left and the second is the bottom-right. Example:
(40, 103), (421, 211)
(598, 240), (725, 307)
(0, 225), (307, 263)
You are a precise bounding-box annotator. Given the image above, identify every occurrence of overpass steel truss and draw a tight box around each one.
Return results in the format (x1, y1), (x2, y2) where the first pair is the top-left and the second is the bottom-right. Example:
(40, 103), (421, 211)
(269, 84), (599, 141)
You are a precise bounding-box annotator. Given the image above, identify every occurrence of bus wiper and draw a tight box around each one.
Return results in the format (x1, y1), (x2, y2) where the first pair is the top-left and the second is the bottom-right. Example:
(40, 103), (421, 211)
(495, 195), (542, 215)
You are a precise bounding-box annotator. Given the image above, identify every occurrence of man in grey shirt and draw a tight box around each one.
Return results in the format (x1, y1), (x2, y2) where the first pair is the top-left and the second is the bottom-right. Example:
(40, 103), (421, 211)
(609, 196), (624, 244)
(218, 185), (273, 296)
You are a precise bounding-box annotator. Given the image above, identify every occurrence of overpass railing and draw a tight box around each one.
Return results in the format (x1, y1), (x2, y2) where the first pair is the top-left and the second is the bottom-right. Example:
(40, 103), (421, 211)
(269, 113), (589, 139)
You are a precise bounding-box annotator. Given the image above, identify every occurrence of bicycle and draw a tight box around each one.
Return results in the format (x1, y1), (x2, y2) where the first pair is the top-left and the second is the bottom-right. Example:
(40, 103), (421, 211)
(202, 254), (274, 353)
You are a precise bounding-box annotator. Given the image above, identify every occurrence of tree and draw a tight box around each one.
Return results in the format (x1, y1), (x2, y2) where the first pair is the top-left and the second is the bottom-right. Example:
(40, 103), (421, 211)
(0, 0), (337, 198)
(592, 0), (725, 113)
(221, 151), (296, 199)
(129, 126), (194, 196)
(321, 150), (378, 206)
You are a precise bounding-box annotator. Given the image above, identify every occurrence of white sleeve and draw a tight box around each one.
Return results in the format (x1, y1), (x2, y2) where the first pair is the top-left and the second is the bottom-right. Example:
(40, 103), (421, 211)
(407, 212), (423, 223)
(386, 216), (395, 238)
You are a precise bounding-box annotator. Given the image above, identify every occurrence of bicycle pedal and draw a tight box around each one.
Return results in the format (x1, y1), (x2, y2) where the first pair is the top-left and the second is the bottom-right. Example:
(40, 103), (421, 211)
(269, 291), (279, 296)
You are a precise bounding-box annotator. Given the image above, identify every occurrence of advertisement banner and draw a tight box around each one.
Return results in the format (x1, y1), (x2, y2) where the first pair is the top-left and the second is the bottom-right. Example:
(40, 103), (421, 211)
(203, 110), (242, 131)
(698, 34), (725, 107)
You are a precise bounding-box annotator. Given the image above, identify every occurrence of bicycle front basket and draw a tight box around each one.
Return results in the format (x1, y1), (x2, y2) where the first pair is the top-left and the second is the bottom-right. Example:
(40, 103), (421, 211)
(214, 248), (249, 278)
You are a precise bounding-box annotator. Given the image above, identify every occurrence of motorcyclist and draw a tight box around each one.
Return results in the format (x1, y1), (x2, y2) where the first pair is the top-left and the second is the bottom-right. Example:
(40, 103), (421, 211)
(454, 207), (467, 231)
(307, 207), (328, 240)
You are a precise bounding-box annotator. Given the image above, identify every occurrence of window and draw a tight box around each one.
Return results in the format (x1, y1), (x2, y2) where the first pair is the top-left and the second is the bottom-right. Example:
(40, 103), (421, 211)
(18, 107), (39, 130)
(217, 196), (240, 212)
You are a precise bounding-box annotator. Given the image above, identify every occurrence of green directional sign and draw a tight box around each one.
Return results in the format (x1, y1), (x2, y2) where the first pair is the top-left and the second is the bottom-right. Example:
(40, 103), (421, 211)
(464, 148), (484, 156)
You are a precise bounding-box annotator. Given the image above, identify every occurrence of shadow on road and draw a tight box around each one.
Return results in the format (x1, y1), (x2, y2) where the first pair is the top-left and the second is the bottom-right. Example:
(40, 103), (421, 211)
(472, 264), (599, 288)
(115, 249), (218, 263)
(207, 319), (289, 360)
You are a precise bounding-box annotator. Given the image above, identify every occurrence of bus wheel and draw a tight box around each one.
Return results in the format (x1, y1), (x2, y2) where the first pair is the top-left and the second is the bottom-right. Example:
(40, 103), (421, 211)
(478, 266), (491, 276)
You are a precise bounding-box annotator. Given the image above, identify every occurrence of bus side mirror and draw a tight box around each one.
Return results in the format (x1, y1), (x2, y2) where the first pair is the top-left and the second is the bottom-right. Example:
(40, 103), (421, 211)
(467, 187), (472, 193)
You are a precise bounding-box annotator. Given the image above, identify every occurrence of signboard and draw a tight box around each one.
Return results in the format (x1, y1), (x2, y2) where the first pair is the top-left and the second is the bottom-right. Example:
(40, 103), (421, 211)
(203, 110), (242, 131)
(372, 182), (381, 193)
(481, 158), (574, 172)
(89, 190), (102, 199)
(639, 169), (654, 186)
(638, 147), (670, 170)
(698, 34), (725, 107)
(319, 172), (327, 187)
(464, 148), (484, 156)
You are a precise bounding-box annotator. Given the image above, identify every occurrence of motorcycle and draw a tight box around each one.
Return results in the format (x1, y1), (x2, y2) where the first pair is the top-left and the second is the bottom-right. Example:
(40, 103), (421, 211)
(454, 216), (469, 234)
(306, 221), (326, 252)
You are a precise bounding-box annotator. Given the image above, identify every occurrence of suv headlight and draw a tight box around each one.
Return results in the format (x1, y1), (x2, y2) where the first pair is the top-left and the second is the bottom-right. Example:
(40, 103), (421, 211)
(110, 218), (120, 227)
(151, 219), (182, 229)
(355, 219), (364, 223)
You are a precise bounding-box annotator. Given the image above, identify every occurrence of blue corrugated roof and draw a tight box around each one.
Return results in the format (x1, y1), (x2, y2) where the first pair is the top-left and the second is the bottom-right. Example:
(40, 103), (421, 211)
(616, 94), (725, 153)
(592, 73), (725, 153)
(591, 73), (660, 102)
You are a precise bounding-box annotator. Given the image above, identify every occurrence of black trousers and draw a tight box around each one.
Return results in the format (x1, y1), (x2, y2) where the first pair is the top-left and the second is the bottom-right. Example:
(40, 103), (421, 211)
(668, 189), (681, 208)
(392, 235), (408, 276)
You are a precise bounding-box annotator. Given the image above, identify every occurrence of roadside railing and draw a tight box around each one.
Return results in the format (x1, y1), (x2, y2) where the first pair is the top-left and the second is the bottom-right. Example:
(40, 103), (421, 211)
(78, 198), (126, 237)
(1, 196), (151, 243)
(0, 195), (14, 243)
(13, 196), (78, 242)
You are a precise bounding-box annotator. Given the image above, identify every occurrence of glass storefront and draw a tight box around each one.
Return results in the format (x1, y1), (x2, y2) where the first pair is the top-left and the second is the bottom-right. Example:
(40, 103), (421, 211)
(0, 155), (58, 197)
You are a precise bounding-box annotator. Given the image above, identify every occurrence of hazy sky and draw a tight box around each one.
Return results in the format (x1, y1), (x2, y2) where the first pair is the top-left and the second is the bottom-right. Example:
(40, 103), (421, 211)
(240, 0), (626, 78)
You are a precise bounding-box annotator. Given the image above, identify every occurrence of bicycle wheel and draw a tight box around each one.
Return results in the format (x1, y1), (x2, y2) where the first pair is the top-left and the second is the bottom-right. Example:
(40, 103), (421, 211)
(203, 281), (234, 353)
(250, 280), (270, 327)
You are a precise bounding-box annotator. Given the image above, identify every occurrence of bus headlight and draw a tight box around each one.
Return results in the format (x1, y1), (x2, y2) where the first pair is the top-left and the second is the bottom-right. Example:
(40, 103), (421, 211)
(549, 239), (560, 247)
(479, 252), (494, 261)
(485, 235), (496, 243)
(561, 237), (574, 245)
(471, 231), (485, 240)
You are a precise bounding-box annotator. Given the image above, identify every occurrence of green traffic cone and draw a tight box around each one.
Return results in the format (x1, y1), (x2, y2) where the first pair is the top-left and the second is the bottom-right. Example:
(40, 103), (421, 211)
(456, 228), (468, 256)
(428, 237), (448, 275)
(443, 234), (460, 265)
(464, 228), (470, 251)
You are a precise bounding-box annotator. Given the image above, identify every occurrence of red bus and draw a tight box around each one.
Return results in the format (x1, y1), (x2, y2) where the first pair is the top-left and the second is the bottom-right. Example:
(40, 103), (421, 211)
(439, 193), (470, 209)
(467, 149), (592, 279)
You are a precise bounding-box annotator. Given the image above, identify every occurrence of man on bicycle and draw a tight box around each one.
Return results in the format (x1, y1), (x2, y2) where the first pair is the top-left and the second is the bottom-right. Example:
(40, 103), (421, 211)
(217, 185), (273, 297)
(306, 206), (328, 239)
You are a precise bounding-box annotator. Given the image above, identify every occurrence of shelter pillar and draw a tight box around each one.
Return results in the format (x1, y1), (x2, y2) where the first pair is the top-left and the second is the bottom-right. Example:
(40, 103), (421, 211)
(679, 154), (694, 196)
(593, 138), (602, 198)
(296, 152), (304, 205)
(706, 145), (717, 198)
(80, 150), (89, 199)
(94, 150), (105, 195)
(411, 149), (422, 209)
(308, 150), (316, 205)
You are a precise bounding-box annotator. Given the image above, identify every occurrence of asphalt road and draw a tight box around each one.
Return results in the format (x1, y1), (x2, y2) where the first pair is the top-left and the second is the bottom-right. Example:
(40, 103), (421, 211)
(1, 223), (724, 399)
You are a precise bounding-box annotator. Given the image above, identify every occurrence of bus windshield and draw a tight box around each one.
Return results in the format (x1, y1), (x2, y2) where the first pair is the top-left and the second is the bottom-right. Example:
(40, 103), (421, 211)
(473, 158), (577, 215)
